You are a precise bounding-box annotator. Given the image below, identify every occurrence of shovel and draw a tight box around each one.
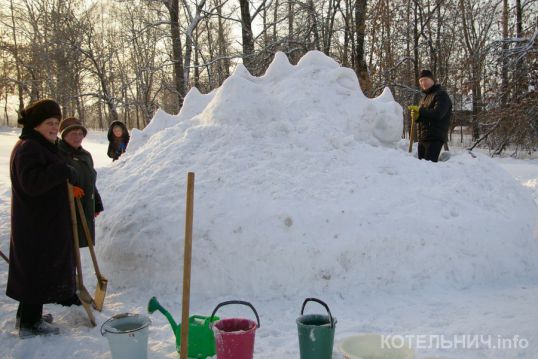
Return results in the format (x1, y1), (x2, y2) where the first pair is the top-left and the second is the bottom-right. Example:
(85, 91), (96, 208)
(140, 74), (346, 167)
(75, 197), (108, 312)
(67, 182), (96, 327)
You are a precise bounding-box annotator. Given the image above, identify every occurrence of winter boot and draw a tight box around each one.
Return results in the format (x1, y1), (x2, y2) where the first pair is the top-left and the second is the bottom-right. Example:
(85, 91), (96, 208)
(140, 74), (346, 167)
(16, 313), (53, 330)
(19, 319), (60, 339)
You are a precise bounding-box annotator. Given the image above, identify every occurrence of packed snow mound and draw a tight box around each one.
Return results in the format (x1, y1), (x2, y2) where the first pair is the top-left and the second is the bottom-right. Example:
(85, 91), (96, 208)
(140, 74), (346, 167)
(128, 51), (402, 152)
(128, 89), (216, 153)
(96, 51), (538, 299)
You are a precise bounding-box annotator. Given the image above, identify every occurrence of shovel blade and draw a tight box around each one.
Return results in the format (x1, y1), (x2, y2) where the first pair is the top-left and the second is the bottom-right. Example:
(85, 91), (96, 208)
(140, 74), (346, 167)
(93, 276), (108, 312)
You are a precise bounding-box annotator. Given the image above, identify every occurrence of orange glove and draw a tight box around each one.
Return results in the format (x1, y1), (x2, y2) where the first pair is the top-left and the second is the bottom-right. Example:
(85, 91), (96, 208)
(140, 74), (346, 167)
(72, 186), (85, 199)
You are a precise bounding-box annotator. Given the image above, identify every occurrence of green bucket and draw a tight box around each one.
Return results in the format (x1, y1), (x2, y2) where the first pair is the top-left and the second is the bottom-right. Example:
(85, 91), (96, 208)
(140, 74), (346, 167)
(296, 298), (337, 359)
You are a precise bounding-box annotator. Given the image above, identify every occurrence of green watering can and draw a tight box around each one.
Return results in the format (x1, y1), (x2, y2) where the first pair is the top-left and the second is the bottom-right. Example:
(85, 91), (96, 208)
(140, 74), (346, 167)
(147, 296), (220, 358)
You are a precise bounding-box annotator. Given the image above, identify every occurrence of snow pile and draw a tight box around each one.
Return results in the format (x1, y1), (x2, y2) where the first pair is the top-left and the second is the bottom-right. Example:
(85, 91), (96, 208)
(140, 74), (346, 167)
(96, 51), (538, 299)
(128, 88), (216, 153)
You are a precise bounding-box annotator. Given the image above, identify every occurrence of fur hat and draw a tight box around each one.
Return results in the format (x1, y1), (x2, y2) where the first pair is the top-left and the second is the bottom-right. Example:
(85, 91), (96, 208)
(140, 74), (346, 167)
(59, 117), (87, 139)
(19, 99), (62, 128)
(419, 69), (435, 81)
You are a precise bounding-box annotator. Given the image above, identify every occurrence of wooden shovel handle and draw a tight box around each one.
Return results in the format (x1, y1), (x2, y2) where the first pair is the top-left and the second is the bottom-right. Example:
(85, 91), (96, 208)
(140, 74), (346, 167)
(75, 197), (103, 279)
(67, 182), (84, 285)
(68, 182), (96, 326)
(180, 172), (195, 359)
(408, 112), (416, 153)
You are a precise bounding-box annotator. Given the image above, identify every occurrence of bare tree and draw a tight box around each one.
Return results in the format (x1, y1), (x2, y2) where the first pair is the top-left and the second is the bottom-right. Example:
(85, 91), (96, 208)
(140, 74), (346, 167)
(459, 0), (500, 140)
(163, 0), (186, 112)
(239, 0), (255, 72)
(9, 0), (24, 113)
(0, 0), (535, 149)
(355, 0), (369, 94)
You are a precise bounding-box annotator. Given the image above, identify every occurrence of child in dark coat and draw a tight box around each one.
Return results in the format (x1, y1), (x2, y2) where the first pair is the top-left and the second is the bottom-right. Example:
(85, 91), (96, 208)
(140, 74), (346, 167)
(107, 121), (130, 161)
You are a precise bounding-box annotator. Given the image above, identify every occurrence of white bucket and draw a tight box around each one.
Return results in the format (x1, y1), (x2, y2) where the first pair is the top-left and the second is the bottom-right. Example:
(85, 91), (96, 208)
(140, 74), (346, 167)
(339, 334), (414, 359)
(101, 313), (152, 359)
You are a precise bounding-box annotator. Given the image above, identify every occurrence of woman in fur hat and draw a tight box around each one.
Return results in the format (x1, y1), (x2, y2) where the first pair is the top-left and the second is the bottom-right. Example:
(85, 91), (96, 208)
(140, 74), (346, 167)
(7, 99), (77, 338)
(58, 117), (104, 247)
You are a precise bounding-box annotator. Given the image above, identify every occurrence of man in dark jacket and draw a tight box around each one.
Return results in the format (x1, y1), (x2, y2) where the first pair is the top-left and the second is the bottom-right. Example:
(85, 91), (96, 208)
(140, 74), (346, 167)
(410, 70), (452, 162)
(8, 99), (77, 338)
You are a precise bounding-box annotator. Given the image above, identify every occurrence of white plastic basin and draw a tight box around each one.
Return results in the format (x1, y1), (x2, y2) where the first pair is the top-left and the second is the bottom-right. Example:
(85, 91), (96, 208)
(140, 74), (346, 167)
(339, 334), (414, 359)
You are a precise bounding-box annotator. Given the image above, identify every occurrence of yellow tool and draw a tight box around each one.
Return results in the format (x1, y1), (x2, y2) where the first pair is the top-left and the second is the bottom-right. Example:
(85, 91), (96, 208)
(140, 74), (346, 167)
(407, 105), (419, 153)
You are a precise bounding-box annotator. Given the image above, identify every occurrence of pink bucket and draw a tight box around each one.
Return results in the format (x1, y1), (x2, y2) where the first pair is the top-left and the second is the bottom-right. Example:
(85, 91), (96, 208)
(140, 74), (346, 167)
(211, 301), (260, 359)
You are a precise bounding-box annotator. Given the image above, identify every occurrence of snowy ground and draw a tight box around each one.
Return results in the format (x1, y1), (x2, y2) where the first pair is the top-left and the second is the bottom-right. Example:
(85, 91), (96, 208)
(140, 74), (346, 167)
(1, 132), (537, 359)
(1, 51), (538, 359)
(1, 133), (538, 359)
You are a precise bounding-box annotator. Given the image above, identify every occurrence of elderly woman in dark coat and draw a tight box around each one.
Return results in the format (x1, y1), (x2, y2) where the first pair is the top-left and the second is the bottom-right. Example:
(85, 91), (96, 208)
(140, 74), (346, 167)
(7, 99), (77, 338)
(58, 118), (104, 247)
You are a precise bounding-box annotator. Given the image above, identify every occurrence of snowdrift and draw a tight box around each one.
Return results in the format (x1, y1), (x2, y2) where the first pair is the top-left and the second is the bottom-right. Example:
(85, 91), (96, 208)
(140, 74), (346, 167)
(95, 51), (538, 299)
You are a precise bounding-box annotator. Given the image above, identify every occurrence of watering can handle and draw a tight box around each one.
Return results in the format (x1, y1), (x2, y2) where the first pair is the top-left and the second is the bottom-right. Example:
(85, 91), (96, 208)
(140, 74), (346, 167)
(210, 300), (261, 328)
(300, 298), (335, 328)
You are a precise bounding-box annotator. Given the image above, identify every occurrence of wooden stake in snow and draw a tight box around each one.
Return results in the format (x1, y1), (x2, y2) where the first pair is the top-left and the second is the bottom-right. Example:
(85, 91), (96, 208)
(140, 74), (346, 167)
(180, 172), (195, 359)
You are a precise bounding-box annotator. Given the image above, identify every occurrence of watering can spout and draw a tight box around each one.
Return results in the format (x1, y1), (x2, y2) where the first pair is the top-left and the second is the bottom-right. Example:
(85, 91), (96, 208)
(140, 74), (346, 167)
(147, 296), (179, 334)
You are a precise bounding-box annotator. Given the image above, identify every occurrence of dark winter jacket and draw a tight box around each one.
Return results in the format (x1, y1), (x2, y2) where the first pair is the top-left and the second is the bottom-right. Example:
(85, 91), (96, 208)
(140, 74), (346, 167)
(107, 121), (130, 161)
(58, 140), (103, 247)
(7, 128), (76, 304)
(417, 84), (453, 142)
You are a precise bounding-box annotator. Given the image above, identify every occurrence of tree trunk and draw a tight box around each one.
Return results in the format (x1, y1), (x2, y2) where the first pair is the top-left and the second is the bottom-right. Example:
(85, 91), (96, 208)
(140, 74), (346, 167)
(413, 1), (420, 104)
(4, 91), (9, 126)
(194, 27), (200, 89)
(501, 0), (509, 105)
(10, 0), (25, 115)
(354, 0), (369, 95)
(75, 73), (85, 122)
(263, 1), (268, 47)
(516, 0), (522, 37)
(215, 0), (230, 84)
(471, 60), (482, 140)
(435, 4), (441, 78)
(309, 0), (320, 50)
(288, 0), (293, 45)
(100, 77), (119, 123)
(98, 97), (104, 129)
(239, 0), (255, 73)
(514, 0), (527, 97)
(342, 0), (351, 67)
(273, 0), (278, 42)
(165, 0), (186, 112)
(183, 0), (206, 88)
(184, 33), (193, 88)
(323, 0), (339, 55)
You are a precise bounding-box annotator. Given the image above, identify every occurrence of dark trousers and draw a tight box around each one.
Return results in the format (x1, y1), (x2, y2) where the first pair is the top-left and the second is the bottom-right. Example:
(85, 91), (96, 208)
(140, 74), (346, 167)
(418, 141), (443, 162)
(16, 302), (43, 328)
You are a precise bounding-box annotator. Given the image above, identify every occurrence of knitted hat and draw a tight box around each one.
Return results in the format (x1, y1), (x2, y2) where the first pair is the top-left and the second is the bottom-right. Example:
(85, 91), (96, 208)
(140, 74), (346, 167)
(59, 117), (87, 139)
(18, 99), (62, 128)
(419, 69), (435, 81)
